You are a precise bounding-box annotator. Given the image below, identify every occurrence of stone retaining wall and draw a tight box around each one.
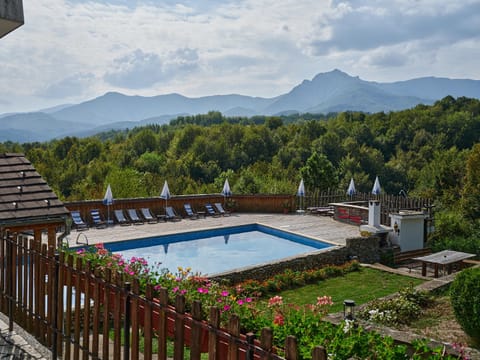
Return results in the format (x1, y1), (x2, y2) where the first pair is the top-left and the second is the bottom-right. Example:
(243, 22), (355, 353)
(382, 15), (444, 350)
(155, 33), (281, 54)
(210, 236), (381, 283)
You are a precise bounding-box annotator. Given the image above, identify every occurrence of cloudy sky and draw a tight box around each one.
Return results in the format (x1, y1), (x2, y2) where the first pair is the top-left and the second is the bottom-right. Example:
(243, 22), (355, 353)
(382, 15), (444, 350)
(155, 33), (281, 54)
(1, 0), (480, 113)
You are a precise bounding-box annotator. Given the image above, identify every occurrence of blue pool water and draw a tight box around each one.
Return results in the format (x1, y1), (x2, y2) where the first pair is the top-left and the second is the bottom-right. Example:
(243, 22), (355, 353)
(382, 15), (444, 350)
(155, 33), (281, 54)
(103, 224), (332, 275)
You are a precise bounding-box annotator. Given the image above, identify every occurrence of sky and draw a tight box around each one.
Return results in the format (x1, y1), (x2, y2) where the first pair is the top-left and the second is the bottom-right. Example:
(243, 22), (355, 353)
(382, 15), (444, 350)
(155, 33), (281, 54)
(1, 0), (480, 113)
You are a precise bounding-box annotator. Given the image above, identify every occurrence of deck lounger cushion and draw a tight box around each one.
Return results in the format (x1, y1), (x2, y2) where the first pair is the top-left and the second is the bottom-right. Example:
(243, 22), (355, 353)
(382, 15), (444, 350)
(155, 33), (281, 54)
(205, 203), (221, 217)
(214, 202), (230, 216)
(114, 209), (131, 226)
(165, 206), (181, 221)
(127, 209), (144, 225)
(71, 211), (89, 230)
(183, 203), (199, 219)
(141, 208), (158, 223)
(90, 209), (107, 229)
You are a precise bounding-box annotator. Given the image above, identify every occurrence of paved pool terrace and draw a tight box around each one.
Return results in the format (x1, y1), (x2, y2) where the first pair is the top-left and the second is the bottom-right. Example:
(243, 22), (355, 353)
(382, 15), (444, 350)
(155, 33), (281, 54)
(64, 212), (361, 248)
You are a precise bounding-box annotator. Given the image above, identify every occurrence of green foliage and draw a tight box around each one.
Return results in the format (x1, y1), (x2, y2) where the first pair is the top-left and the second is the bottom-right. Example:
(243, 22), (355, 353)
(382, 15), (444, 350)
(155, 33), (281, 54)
(0, 95), (478, 228)
(450, 267), (480, 344)
(357, 284), (430, 327)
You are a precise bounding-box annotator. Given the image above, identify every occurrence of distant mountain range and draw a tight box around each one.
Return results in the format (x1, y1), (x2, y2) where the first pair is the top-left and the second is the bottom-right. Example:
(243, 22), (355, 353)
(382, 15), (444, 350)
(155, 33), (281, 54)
(2, 69), (480, 143)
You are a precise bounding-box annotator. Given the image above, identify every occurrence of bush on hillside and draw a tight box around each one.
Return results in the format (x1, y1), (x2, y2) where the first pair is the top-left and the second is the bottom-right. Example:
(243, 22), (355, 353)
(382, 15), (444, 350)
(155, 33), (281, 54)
(450, 267), (480, 344)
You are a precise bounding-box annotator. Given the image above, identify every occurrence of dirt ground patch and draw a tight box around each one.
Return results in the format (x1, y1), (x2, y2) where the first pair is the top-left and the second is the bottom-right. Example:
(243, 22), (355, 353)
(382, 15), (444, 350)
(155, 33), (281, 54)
(398, 295), (474, 348)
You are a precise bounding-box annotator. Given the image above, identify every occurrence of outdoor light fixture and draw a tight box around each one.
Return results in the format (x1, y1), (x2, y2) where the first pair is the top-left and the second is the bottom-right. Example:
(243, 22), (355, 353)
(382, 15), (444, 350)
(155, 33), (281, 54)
(12, 202), (18, 209)
(17, 185), (23, 193)
(393, 222), (400, 235)
(44, 199), (50, 207)
(19, 171), (25, 178)
(343, 299), (355, 320)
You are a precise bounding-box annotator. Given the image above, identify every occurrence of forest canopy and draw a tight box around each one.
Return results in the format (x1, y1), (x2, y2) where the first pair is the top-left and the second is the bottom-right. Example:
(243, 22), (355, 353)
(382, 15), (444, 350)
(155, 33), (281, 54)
(1, 96), (480, 220)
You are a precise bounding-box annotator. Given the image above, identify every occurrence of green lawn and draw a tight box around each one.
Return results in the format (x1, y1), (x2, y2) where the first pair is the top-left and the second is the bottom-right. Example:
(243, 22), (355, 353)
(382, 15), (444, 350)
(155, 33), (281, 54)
(277, 267), (425, 313)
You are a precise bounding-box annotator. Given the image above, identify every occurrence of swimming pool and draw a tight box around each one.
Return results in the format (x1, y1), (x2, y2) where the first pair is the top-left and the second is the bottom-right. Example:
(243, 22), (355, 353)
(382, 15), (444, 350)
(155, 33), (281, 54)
(103, 224), (332, 275)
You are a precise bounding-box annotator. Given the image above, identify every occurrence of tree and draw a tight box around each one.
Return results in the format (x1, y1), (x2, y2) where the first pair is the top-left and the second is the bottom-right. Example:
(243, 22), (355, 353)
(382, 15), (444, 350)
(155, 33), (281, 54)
(461, 144), (480, 218)
(300, 152), (338, 191)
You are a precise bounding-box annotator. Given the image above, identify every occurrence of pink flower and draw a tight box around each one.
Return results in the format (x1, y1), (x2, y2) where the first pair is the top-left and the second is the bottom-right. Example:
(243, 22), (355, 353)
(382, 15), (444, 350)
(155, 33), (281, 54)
(172, 287), (179, 293)
(221, 290), (229, 297)
(268, 296), (283, 307)
(180, 289), (187, 295)
(197, 287), (209, 294)
(273, 314), (284, 326)
(316, 296), (333, 306)
(237, 299), (244, 305)
(246, 297), (252, 303)
(223, 305), (231, 312)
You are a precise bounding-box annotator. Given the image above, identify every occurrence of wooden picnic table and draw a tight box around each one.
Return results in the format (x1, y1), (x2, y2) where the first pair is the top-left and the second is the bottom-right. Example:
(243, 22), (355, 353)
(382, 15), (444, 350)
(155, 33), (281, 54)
(413, 250), (476, 278)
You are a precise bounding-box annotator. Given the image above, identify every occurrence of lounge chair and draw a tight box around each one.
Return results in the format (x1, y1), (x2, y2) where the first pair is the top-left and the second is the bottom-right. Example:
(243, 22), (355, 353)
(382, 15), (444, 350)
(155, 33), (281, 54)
(90, 209), (107, 229)
(214, 202), (230, 216)
(71, 210), (88, 230)
(183, 203), (199, 219)
(127, 209), (144, 225)
(114, 209), (131, 226)
(140, 208), (159, 223)
(165, 206), (181, 221)
(205, 203), (221, 217)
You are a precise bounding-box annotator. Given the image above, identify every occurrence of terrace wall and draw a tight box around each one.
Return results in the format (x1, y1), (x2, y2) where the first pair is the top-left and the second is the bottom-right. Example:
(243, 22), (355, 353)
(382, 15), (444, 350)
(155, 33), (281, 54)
(210, 236), (380, 284)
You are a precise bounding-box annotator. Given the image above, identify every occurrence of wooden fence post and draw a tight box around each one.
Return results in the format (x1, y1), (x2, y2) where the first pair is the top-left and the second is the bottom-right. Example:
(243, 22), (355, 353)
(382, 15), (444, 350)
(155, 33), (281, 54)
(284, 336), (298, 360)
(260, 327), (273, 360)
(157, 287), (169, 360)
(174, 295), (186, 360)
(190, 300), (203, 360)
(312, 346), (327, 360)
(228, 314), (240, 360)
(208, 306), (220, 360)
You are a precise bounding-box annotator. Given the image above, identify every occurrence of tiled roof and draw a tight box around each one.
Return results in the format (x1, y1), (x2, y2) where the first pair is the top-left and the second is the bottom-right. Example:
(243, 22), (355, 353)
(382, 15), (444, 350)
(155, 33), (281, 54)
(0, 153), (69, 227)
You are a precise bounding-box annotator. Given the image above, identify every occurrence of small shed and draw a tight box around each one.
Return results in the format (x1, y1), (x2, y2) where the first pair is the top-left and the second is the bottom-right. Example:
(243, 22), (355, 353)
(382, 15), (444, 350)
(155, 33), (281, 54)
(0, 153), (69, 248)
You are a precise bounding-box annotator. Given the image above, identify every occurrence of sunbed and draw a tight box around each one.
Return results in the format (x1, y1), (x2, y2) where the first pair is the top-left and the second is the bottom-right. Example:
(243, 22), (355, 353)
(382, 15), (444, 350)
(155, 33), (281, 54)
(140, 208), (159, 223)
(114, 209), (131, 226)
(183, 203), (199, 219)
(205, 203), (221, 217)
(165, 206), (182, 221)
(127, 209), (144, 225)
(71, 210), (88, 230)
(90, 209), (107, 229)
(214, 202), (230, 216)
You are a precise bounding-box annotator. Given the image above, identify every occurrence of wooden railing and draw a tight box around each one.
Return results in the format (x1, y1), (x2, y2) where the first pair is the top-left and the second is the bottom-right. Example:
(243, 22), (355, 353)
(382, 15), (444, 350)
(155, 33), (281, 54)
(0, 231), (330, 360)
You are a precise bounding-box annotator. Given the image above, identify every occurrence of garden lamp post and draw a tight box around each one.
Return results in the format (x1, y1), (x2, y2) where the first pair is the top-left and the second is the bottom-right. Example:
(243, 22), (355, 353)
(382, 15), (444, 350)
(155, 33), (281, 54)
(343, 299), (356, 320)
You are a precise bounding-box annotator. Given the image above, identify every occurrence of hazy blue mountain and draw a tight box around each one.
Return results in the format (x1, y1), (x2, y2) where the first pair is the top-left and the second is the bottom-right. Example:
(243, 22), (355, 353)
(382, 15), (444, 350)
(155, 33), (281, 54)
(265, 69), (431, 114)
(52, 92), (275, 126)
(0, 112), (88, 142)
(2, 69), (480, 143)
(377, 77), (480, 100)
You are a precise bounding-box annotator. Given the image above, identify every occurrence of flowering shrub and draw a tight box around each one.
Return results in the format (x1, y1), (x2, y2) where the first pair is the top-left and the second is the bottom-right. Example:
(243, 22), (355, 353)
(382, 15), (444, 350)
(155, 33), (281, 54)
(357, 284), (430, 326)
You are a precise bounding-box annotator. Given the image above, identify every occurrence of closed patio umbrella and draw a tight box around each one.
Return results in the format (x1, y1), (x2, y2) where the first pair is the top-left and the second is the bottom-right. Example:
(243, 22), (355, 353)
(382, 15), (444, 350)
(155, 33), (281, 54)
(103, 184), (113, 226)
(347, 178), (356, 197)
(297, 179), (305, 211)
(221, 178), (232, 206)
(372, 176), (381, 196)
(160, 180), (171, 207)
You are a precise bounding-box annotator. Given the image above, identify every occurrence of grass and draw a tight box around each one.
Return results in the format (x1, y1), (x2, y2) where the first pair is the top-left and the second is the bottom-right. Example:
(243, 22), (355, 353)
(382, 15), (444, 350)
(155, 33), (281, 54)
(277, 266), (425, 313)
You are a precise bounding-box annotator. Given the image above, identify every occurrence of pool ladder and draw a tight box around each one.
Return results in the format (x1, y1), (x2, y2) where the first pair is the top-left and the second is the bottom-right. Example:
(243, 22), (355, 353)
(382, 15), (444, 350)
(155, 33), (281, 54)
(76, 232), (89, 245)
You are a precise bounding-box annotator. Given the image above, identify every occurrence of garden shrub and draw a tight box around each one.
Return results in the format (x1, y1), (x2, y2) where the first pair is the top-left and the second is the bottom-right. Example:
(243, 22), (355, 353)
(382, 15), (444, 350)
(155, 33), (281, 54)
(450, 267), (480, 344)
(357, 284), (430, 326)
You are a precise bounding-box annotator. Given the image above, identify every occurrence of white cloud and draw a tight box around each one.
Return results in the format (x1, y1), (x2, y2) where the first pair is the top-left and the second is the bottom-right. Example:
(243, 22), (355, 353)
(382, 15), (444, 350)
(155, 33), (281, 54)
(0, 0), (479, 113)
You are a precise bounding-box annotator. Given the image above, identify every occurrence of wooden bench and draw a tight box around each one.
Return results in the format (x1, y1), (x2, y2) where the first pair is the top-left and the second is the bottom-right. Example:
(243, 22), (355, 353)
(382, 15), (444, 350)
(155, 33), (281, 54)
(394, 248), (432, 265)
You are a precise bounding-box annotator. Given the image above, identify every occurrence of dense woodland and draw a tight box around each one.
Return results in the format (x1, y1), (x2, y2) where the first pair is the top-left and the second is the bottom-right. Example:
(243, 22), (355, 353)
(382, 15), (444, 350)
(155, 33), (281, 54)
(2, 95), (480, 252)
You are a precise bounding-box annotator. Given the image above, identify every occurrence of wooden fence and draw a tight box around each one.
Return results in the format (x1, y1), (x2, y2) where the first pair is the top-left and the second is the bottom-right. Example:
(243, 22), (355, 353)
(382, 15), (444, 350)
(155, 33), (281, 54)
(303, 190), (433, 225)
(0, 231), (329, 360)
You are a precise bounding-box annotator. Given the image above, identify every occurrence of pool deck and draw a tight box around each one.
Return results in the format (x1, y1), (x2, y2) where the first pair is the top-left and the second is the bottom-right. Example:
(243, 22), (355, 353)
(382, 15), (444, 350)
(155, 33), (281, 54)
(64, 212), (361, 248)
